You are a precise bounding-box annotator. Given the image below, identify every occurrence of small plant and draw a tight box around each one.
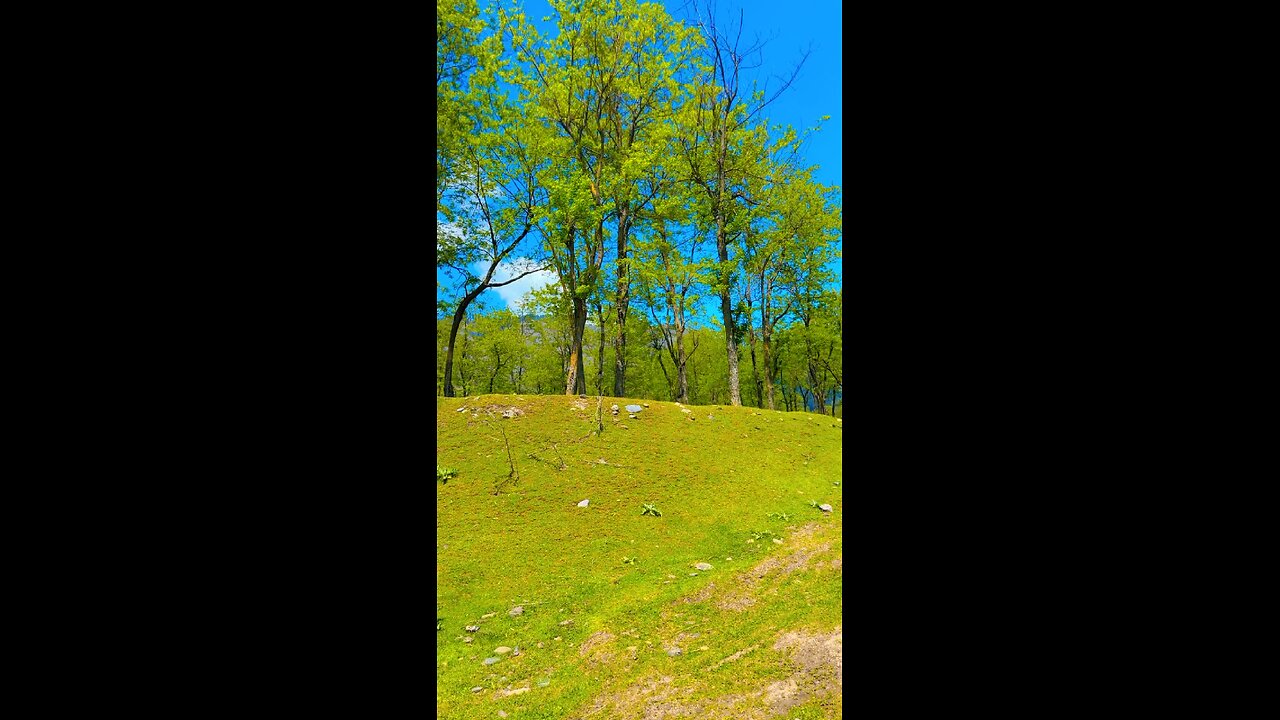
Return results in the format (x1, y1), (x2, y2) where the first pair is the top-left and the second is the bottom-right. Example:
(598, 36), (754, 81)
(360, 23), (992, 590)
(807, 499), (820, 509)
(640, 503), (662, 517)
(436, 617), (444, 631)
(749, 530), (778, 542)
(767, 512), (792, 522)
(437, 466), (458, 483)
(622, 556), (637, 565)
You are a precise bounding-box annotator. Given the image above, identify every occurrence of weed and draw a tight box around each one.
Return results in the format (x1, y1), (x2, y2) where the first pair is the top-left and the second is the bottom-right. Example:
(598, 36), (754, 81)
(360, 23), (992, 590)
(437, 466), (458, 483)
(640, 503), (663, 517)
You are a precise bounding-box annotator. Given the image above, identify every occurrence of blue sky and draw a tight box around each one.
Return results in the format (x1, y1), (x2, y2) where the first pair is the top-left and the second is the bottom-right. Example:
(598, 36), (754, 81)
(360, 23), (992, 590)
(438, 0), (842, 318)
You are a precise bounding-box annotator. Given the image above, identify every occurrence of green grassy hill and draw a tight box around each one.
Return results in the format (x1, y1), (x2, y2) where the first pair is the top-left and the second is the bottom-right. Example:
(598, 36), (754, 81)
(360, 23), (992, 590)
(436, 394), (843, 720)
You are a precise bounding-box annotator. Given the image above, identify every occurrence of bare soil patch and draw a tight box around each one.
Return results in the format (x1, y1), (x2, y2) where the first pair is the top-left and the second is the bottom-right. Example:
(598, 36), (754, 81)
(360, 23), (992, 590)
(717, 523), (832, 611)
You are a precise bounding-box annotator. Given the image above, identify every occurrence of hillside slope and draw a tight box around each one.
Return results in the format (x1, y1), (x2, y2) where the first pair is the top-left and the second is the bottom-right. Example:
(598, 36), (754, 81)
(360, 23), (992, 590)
(436, 394), (843, 719)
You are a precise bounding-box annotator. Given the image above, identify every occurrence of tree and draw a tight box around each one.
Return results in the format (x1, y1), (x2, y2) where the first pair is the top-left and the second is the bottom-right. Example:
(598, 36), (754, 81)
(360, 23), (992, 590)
(676, 0), (811, 406)
(437, 37), (550, 397)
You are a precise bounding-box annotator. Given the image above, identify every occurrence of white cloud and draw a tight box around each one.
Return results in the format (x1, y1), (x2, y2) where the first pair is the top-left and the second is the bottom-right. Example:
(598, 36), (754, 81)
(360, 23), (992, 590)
(471, 257), (559, 311)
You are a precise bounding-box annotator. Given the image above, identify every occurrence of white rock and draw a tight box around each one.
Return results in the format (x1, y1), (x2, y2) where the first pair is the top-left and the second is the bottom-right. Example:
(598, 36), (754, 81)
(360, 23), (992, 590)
(495, 646), (512, 654)
(577, 499), (589, 507)
(819, 504), (833, 513)
(694, 562), (713, 571)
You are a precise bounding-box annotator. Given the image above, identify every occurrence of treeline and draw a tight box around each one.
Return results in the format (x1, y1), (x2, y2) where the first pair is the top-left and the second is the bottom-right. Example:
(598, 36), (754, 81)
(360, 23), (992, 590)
(435, 284), (842, 414)
(437, 0), (842, 409)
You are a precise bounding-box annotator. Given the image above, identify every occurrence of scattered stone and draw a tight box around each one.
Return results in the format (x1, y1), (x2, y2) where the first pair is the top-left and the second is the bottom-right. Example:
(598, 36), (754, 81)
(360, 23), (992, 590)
(611, 404), (619, 413)
(471, 687), (484, 693)
(707, 415), (714, 420)
(483, 657), (499, 665)
(643, 403), (650, 408)
(495, 646), (512, 655)
(554, 636), (562, 641)
(625, 404), (643, 413)
(628, 414), (637, 419)
(481, 613), (496, 619)
(667, 574), (676, 579)
(818, 504), (833, 513)
(559, 619), (574, 626)
(772, 538), (784, 544)
(463, 637), (473, 643)
(694, 562), (713, 571)
(498, 711), (508, 718)
(680, 408), (691, 413)
(667, 647), (683, 656)
(579, 394), (587, 399)
(577, 499), (589, 508)
(512, 646), (520, 656)
(456, 406), (467, 412)
(537, 642), (544, 648)
(466, 625), (480, 632)
(689, 572), (698, 577)
(509, 606), (524, 616)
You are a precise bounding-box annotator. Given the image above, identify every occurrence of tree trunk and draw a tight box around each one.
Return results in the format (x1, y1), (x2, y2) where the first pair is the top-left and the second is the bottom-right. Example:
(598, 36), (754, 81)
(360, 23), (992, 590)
(564, 296), (588, 395)
(675, 331), (689, 404)
(443, 286), (482, 397)
(597, 296), (606, 396)
(613, 207), (629, 397)
(762, 333), (776, 410)
(715, 216), (742, 406)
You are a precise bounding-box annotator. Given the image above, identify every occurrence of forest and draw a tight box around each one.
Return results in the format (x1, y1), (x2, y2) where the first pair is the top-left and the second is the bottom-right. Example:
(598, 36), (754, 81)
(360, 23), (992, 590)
(437, 0), (842, 414)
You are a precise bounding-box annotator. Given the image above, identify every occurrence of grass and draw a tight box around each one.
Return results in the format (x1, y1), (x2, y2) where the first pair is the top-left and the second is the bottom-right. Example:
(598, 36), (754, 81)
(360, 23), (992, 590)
(437, 393), (843, 719)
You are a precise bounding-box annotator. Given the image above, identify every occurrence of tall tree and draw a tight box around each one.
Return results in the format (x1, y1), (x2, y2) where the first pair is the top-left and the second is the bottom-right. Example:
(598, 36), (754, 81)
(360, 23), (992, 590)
(677, 0), (810, 406)
(437, 48), (551, 397)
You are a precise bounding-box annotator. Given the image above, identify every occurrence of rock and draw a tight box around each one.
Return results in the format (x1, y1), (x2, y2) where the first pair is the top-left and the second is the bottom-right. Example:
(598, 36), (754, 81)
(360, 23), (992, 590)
(694, 562), (713, 571)
(537, 642), (544, 648)
(466, 625), (480, 632)
(819, 504), (833, 513)
(481, 613), (496, 619)
(553, 636), (562, 641)
(498, 711), (508, 718)
(643, 403), (650, 408)
(471, 687), (484, 693)
(628, 414), (637, 419)
(483, 657), (500, 665)
(456, 406), (467, 412)
(667, 647), (682, 656)
(512, 647), (520, 656)
(772, 538), (783, 544)
(611, 404), (619, 411)
(495, 646), (512, 654)
(559, 619), (574, 626)
(625, 404), (642, 413)
(509, 606), (524, 616)
(689, 572), (698, 576)
(577, 499), (589, 508)
(707, 415), (714, 420)
(579, 394), (588, 399)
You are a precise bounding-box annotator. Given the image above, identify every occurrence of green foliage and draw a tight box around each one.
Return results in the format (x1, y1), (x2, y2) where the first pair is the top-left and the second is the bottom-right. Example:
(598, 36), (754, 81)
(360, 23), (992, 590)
(640, 502), (662, 517)
(767, 512), (792, 522)
(438, 466), (459, 483)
